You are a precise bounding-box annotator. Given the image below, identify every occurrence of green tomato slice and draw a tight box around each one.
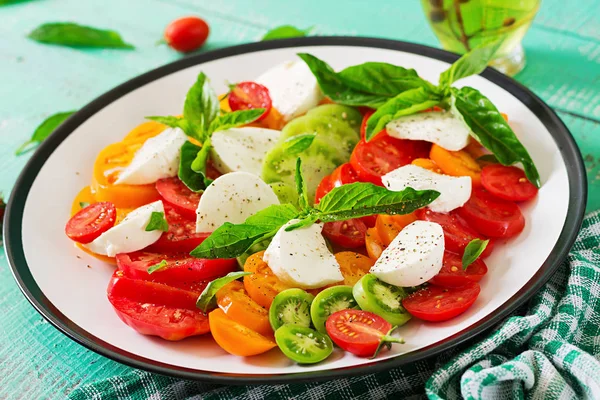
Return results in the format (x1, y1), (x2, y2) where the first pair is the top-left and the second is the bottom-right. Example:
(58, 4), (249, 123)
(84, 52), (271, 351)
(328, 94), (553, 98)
(352, 274), (412, 326)
(269, 288), (314, 331)
(310, 285), (358, 334)
(275, 325), (333, 364)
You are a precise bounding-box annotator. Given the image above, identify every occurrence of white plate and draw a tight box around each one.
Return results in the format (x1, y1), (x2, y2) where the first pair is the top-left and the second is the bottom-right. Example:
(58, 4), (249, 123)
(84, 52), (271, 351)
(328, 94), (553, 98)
(5, 37), (586, 384)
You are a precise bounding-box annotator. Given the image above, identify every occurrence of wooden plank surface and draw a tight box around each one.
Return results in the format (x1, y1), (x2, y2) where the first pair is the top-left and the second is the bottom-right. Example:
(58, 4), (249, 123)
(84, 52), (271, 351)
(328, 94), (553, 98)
(0, 0), (598, 398)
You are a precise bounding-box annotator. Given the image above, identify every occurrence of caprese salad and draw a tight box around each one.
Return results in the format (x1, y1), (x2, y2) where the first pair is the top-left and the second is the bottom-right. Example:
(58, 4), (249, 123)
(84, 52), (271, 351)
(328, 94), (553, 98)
(65, 42), (540, 364)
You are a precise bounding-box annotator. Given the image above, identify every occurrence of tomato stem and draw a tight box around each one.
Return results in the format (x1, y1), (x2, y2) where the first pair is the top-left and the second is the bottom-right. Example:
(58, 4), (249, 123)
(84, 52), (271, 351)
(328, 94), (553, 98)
(370, 326), (404, 359)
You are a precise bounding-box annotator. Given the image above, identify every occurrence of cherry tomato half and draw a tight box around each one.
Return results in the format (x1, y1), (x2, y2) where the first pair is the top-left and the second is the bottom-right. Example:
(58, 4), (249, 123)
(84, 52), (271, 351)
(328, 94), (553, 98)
(481, 164), (538, 202)
(351, 135), (430, 186)
(326, 309), (399, 357)
(65, 202), (116, 244)
(322, 219), (368, 248)
(228, 82), (272, 121)
(402, 282), (480, 322)
(156, 177), (201, 219)
(164, 16), (210, 53)
(457, 188), (525, 238)
(428, 251), (488, 288)
(146, 204), (209, 253)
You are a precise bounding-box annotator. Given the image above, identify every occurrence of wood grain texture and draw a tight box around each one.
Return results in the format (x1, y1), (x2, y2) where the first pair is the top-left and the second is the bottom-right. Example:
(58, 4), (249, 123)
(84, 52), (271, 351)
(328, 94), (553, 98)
(0, 0), (598, 398)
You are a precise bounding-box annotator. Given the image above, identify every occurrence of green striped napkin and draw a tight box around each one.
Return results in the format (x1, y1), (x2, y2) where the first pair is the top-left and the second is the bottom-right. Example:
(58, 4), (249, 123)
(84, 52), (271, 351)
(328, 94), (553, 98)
(69, 212), (600, 400)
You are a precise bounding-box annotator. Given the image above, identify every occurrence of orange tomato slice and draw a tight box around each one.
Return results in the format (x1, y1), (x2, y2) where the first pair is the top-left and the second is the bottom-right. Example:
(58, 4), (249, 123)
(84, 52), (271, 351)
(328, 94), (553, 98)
(376, 213), (417, 246)
(243, 251), (292, 309)
(122, 120), (167, 143)
(334, 252), (373, 286)
(365, 227), (386, 261)
(208, 308), (276, 356)
(411, 158), (443, 173)
(216, 281), (272, 337)
(430, 144), (482, 186)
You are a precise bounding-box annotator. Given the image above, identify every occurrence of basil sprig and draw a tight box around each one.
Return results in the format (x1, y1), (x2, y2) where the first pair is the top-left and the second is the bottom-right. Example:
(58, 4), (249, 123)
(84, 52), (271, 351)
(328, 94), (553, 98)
(190, 159), (439, 259)
(16, 111), (76, 155)
(262, 25), (312, 41)
(148, 71), (265, 192)
(28, 23), (134, 49)
(462, 239), (489, 270)
(145, 212), (169, 232)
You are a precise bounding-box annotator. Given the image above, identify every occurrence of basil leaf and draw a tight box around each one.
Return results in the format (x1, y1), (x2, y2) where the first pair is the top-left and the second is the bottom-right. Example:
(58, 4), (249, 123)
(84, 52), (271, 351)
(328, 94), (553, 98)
(79, 202), (90, 209)
(462, 239), (489, 270)
(365, 87), (441, 140)
(28, 23), (134, 49)
(1, 0), (35, 5)
(16, 111), (76, 155)
(147, 260), (168, 274)
(191, 204), (299, 259)
(315, 183), (439, 222)
(184, 72), (219, 141)
(208, 108), (265, 134)
(339, 62), (433, 97)
(178, 141), (207, 192)
(297, 53), (389, 108)
(262, 25), (312, 41)
(281, 133), (316, 155)
(439, 40), (502, 89)
(295, 158), (310, 211)
(451, 86), (540, 187)
(146, 116), (190, 133)
(191, 136), (213, 184)
(284, 214), (319, 232)
(196, 271), (253, 312)
(145, 211), (169, 232)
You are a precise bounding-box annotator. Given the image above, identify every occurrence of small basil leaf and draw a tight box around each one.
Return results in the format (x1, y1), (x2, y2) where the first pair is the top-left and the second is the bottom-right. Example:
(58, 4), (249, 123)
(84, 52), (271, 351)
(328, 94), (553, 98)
(208, 108), (265, 134)
(28, 23), (134, 49)
(365, 87), (441, 140)
(147, 260), (168, 274)
(262, 25), (312, 41)
(184, 72), (219, 141)
(316, 183), (439, 221)
(196, 271), (253, 312)
(451, 86), (540, 187)
(281, 133), (316, 155)
(295, 158), (310, 211)
(462, 239), (489, 270)
(191, 136), (212, 176)
(439, 40), (502, 89)
(16, 111), (76, 155)
(146, 116), (190, 133)
(178, 141), (207, 192)
(339, 62), (432, 97)
(79, 202), (90, 209)
(145, 211), (169, 232)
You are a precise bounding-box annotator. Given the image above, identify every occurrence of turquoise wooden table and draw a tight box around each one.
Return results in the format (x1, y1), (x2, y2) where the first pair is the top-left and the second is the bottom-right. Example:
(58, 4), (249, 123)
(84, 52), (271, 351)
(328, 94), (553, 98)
(1, 0), (599, 398)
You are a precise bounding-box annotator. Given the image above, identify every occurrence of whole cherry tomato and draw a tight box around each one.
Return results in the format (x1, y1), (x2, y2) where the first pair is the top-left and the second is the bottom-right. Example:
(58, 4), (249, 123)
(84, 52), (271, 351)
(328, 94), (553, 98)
(164, 16), (210, 53)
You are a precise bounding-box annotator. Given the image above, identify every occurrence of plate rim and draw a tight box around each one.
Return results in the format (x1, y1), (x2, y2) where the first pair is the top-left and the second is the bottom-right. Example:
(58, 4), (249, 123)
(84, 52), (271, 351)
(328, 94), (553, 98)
(3, 36), (587, 384)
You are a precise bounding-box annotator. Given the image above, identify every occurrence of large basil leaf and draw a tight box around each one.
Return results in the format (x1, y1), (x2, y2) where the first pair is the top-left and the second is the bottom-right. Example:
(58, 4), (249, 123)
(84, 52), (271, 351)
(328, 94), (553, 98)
(208, 108), (265, 133)
(178, 141), (207, 192)
(28, 22), (134, 49)
(16, 111), (76, 155)
(315, 183), (440, 222)
(365, 87), (442, 140)
(438, 40), (502, 89)
(245, 204), (300, 230)
(451, 86), (540, 187)
(184, 72), (219, 141)
(339, 62), (433, 96)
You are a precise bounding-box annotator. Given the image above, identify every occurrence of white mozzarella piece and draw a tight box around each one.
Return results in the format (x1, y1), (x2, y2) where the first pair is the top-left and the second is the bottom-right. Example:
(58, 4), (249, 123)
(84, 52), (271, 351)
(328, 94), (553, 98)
(195, 171), (280, 232)
(370, 221), (444, 287)
(210, 127), (280, 176)
(386, 110), (471, 151)
(115, 127), (187, 185)
(263, 220), (343, 289)
(382, 164), (471, 213)
(256, 60), (322, 121)
(84, 201), (164, 257)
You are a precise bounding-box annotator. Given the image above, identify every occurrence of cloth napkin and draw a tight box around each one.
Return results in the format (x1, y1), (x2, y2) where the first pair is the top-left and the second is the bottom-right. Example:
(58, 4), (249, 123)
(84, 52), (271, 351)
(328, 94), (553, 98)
(68, 211), (600, 400)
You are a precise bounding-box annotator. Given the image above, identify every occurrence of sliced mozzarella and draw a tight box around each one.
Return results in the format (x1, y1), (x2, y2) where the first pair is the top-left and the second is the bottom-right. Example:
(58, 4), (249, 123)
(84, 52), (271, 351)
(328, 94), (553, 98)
(256, 60), (322, 121)
(382, 164), (471, 213)
(386, 111), (470, 151)
(115, 127), (187, 185)
(370, 220), (444, 287)
(264, 220), (343, 289)
(84, 201), (164, 257)
(210, 127), (280, 176)
(196, 171), (280, 232)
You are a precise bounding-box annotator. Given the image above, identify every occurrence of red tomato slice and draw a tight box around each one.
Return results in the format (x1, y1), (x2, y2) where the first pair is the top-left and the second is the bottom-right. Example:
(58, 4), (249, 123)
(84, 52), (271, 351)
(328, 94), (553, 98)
(107, 271), (209, 340)
(457, 188), (525, 238)
(65, 202), (116, 244)
(228, 82), (272, 121)
(428, 251), (488, 288)
(146, 204), (209, 253)
(315, 174), (335, 204)
(350, 135), (431, 186)
(481, 164), (538, 202)
(359, 109), (386, 140)
(322, 219), (368, 248)
(116, 251), (237, 293)
(326, 309), (394, 357)
(156, 177), (201, 219)
(416, 209), (494, 258)
(402, 282), (480, 322)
